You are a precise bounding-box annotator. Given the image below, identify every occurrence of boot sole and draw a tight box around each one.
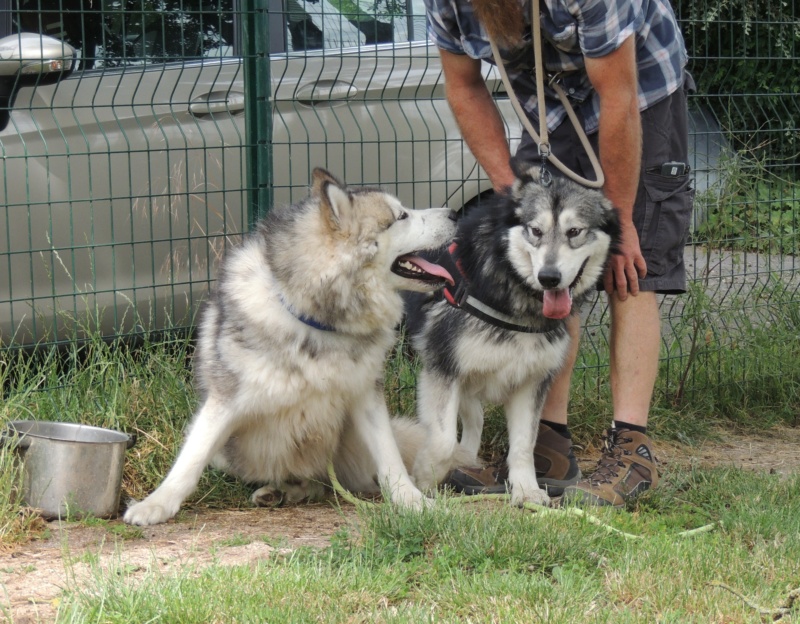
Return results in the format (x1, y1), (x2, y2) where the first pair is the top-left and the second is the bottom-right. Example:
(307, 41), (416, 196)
(446, 470), (582, 498)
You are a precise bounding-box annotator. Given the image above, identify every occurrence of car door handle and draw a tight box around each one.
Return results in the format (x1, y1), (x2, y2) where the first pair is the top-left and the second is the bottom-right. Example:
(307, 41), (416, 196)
(189, 91), (246, 117)
(295, 80), (357, 107)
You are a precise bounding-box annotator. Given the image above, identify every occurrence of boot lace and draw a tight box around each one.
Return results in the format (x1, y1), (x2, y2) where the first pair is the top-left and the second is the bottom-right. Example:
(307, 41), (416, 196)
(586, 428), (633, 486)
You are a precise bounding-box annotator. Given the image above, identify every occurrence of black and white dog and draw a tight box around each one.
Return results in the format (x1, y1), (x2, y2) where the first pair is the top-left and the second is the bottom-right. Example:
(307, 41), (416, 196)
(406, 163), (620, 506)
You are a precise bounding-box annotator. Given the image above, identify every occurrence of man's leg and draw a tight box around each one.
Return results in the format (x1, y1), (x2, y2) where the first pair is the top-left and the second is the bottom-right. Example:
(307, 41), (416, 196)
(533, 314), (583, 494)
(558, 72), (693, 507)
(609, 290), (660, 427)
(560, 291), (661, 507)
(539, 313), (580, 426)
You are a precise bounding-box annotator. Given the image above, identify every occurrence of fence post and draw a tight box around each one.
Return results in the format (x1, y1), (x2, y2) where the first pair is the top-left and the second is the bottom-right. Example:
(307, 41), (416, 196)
(241, 0), (273, 227)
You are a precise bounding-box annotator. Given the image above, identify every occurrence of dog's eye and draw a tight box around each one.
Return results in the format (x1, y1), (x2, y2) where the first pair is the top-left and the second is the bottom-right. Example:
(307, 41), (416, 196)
(529, 226), (543, 238)
(566, 228), (582, 238)
(396, 211), (409, 221)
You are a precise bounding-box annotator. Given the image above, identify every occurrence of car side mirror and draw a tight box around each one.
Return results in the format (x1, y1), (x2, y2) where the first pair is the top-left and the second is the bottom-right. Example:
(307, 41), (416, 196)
(0, 34), (76, 131)
(0, 33), (76, 78)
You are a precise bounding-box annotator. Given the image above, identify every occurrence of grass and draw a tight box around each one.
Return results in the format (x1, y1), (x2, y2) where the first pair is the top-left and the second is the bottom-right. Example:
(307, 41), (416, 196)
(48, 467), (800, 622)
(566, 276), (800, 449)
(694, 157), (799, 256)
(0, 332), (254, 547)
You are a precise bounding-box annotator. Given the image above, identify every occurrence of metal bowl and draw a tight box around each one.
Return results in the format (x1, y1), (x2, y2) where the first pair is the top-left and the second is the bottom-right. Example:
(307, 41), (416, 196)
(3, 420), (136, 520)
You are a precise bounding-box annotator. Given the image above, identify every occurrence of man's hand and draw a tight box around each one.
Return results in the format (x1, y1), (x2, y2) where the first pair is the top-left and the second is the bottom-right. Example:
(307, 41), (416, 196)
(604, 221), (647, 299)
(584, 36), (643, 300)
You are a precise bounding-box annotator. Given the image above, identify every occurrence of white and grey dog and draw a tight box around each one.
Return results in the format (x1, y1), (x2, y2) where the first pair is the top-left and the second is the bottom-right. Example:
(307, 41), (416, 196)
(124, 168), (456, 526)
(405, 163), (620, 507)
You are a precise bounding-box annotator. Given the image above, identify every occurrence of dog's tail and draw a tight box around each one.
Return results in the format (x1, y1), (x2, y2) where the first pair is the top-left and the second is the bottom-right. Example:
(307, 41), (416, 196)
(332, 415), (474, 494)
(389, 415), (475, 470)
(390, 415), (429, 470)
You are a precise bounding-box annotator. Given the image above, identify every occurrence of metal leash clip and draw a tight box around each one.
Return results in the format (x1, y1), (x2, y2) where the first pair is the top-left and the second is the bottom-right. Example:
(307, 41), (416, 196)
(538, 141), (552, 186)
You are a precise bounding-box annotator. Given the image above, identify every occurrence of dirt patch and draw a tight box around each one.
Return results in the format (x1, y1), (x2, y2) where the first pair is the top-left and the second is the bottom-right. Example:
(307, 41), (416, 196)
(1, 503), (360, 623)
(2, 426), (799, 624)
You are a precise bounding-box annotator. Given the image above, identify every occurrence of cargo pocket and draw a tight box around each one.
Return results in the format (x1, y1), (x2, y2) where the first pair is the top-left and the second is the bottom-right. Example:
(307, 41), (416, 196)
(639, 172), (695, 278)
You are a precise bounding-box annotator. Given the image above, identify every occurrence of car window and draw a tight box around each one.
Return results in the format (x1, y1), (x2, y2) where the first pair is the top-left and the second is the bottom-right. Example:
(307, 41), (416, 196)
(12, 0), (236, 69)
(278, 0), (428, 53)
(12, 0), (428, 64)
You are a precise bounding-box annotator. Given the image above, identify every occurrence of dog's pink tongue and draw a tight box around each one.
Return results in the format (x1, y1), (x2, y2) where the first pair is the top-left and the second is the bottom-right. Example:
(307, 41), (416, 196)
(543, 289), (572, 319)
(405, 255), (455, 285)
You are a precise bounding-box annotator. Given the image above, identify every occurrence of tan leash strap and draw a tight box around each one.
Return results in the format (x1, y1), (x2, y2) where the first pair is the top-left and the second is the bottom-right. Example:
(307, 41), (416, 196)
(487, 0), (605, 188)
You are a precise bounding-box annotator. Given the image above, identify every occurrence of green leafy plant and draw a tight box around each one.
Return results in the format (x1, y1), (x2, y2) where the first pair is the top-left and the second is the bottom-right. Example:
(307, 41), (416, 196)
(693, 153), (799, 254)
(675, 0), (800, 167)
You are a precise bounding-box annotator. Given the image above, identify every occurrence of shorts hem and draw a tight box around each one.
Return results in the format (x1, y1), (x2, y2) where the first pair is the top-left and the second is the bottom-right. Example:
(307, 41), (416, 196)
(638, 278), (687, 295)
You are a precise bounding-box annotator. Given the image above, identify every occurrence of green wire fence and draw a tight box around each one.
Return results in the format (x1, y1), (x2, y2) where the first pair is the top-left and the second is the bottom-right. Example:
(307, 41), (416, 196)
(0, 0), (798, 414)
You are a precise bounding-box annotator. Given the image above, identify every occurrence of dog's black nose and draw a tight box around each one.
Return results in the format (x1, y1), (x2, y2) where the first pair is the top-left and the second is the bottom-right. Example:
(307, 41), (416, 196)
(538, 268), (562, 289)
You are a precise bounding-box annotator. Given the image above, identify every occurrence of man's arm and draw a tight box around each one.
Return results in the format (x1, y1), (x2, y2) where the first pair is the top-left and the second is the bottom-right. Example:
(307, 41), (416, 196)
(439, 48), (516, 192)
(584, 35), (645, 299)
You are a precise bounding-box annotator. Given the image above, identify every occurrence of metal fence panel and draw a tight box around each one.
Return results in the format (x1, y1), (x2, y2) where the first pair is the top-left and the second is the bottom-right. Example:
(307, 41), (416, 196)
(0, 0), (798, 411)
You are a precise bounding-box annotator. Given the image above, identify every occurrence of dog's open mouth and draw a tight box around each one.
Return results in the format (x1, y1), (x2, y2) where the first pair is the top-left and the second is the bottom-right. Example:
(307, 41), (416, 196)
(392, 255), (454, 286)
(542, 259), (589, 320)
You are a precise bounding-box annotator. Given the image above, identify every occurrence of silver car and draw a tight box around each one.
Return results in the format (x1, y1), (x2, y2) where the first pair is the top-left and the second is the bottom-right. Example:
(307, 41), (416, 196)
(1, 0), (515, 347)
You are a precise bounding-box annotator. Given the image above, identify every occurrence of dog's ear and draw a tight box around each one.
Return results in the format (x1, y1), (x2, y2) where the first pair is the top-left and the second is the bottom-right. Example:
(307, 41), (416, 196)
(312, 167), (353, 231)
(509, 157), (538, 183)
(508, 157), (540, 197)
(311, 167), (343, 195)
(510, 156), (542, 184)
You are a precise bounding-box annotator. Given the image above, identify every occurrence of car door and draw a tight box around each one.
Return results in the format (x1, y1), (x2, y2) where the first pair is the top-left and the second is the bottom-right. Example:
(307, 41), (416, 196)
(268, 0), (494, 211)
(0, 0), (246, 345)
(0, 0), (509, 347)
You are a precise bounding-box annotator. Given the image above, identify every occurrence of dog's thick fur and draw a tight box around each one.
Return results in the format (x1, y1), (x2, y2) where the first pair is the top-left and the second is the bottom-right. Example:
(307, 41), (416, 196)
(406, 164), (620, 506)
(124, 168), (456, 526)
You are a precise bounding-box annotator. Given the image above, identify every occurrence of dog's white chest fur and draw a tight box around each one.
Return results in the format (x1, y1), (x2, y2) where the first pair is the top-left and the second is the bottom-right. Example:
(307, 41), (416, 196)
(455, 330), (569, 403)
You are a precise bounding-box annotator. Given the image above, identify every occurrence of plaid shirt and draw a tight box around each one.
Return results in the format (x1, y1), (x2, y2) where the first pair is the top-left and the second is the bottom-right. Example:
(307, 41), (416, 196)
(425, 0), (688, 134)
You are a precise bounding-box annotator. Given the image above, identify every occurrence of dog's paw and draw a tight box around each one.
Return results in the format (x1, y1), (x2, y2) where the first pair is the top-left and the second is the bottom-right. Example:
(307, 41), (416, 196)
(123, 496), (180, 526)
(410, 473), (438, 495)
(390, 482), (429, 510)
(411, 459), (450, 495)
(285, 480), (327, 504)
(251, 485), (285, 507)
(510, 482), (550, 508)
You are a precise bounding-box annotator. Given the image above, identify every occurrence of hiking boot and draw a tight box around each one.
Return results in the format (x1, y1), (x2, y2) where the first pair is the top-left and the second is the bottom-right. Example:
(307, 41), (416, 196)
(560, 427), (659, 508)
(445, 461), (508, 495)
(445, 423), (582, 496)
(533, 423), (583, 496)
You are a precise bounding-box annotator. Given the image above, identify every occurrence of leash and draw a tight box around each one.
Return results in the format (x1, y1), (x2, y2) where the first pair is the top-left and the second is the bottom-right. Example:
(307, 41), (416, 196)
(326, 460), (719, 540)
(486, 0), (605, 189)
(442, 242), (563, 334)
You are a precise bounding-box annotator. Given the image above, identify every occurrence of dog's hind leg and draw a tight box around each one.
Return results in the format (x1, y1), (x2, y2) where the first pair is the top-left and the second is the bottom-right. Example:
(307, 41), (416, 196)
(251, 480), (327, 507)
(458, 396), (484, 461)
(123, 397), (238, 525)
(505, 384), (550, 507)
(411, 370), (462, 492)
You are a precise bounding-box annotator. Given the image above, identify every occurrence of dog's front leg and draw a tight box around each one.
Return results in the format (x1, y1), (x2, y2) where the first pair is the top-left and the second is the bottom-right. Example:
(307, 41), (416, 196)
(458, 395), (484, 462)
(350, 389), (426, 509)
(411, 370), (461, 492)
(505, 384), (550, 507)
(123, 397), (237, 525)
